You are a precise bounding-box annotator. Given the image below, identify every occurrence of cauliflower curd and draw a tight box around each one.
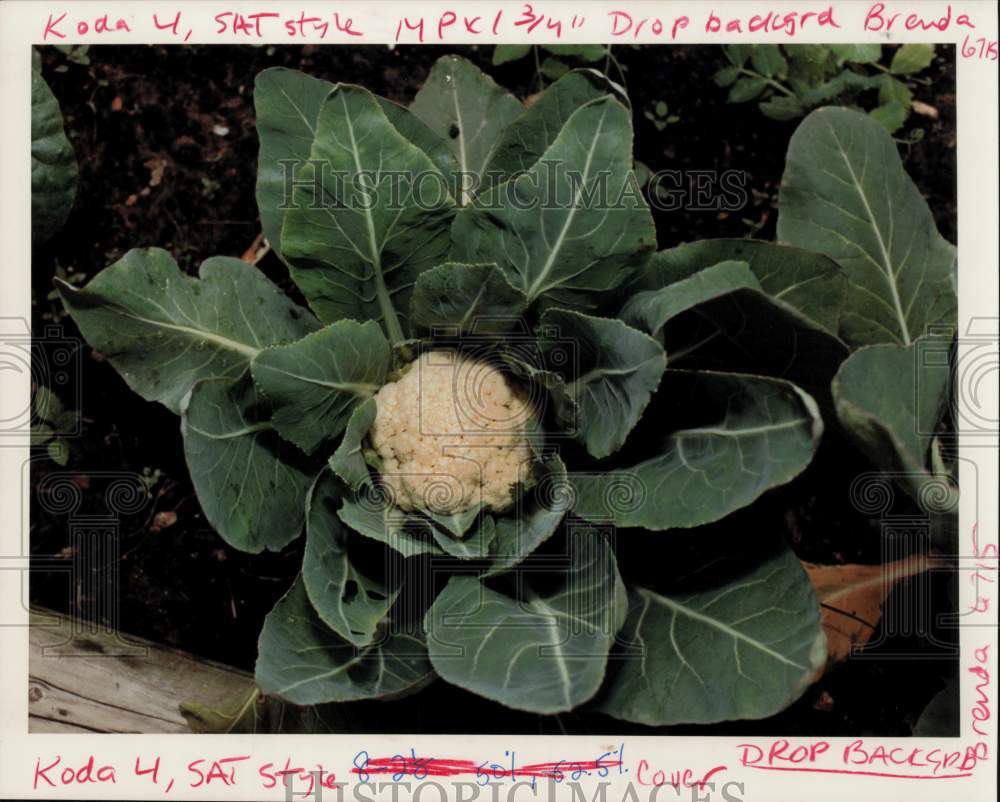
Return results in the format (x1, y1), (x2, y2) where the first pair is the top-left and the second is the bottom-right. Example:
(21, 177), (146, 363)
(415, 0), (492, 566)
(368, 350), (534, 515)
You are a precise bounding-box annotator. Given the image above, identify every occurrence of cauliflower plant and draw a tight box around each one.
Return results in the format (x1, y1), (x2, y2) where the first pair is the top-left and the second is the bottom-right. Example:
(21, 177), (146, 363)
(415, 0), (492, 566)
(60, 56), (893, 728)
(369, 350), (534, 515)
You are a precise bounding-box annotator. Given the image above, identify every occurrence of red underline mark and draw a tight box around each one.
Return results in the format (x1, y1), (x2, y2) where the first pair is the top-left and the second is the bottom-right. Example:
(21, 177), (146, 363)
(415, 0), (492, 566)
(744, 765), (973, 781)
(353, 758), (621, 779)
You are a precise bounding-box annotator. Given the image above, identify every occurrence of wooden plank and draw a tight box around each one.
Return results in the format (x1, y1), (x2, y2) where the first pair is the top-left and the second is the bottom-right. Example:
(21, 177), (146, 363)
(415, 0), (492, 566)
(29, 609), (255, 734)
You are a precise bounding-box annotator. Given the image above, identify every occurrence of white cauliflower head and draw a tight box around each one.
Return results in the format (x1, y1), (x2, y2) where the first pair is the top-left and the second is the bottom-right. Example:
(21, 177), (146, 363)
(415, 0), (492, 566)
(368, 350), (535, 515)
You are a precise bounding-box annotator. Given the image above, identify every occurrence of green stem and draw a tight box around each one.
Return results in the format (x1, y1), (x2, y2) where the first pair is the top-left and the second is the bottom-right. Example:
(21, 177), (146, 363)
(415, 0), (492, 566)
(739, 67), (795, 98)
(374, 271), (405, 345)
(533, 45), (546, 92)
(607, 48), (629, 93)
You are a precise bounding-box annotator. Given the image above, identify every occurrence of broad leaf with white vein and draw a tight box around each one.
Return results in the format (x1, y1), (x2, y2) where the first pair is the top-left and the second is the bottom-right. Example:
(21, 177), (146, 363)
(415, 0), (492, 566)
(425, 529), (626, 713)
(571, 370), (823, 529)
(255, 68), (456, 261)
(596, 540), (826, 725)
(631, 239), (847, 338)
(480, 69), (625, 192)
(303, 469), (399, 646)
(778, 107), (956, 348)
(452, 95), (656, 312)
(338, 490), (443, 558)
(181, 375), (317, 553)
(251, 320), (390, 455)
(410, 262), (528, 334)
(255, 576), (431, 705)
(57, 248), (319, 413)
(280, 84), (455, 340)
(621, 258), (849, 404)
(833, 337), (956, 507)
(59, 53), (954, 728)
(537, 309), (666, 458)
(411, 54), (523, 205)
(487, 455), (572, 576)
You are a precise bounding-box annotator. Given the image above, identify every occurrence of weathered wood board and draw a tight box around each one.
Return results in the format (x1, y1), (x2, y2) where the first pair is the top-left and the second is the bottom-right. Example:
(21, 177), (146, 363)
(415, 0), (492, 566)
(28, 609), (254, 734)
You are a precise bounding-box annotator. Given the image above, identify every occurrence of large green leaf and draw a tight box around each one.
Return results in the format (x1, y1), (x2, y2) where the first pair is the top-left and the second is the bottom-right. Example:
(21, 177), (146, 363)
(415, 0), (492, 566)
(481, 69), (624, 191)
(596, 540), (826, 725)
(778, 107), (956, 348)
(538, 310), (666, 458)
(425, 529), (626, 713)
(255, 577), (432, 705)
(429, 514), (498, 560)
(339, 491), (443, 558)
(571, 370), (823, 530)
(487, 455), (571, 575)
(621, 261), (761, 337)
(32, 65), (78, 243)
(632, 240), (847, 338)
(410, 262), (528, 334)
(280, 85), (455, 340)
(181, 375), (316, 553)
(302, 469), (398, 646)
(329, 397), (376, 490)
(832, 338), (954, 505)
(622, 259), (849, 402)
(251, 320), (390, 455)
(254, 67), (333, 259)
(410, 55), (523, 205)
(58, 248), (318, 413)
(255, 69), (457, 259)
(376, 96), (458, 189)
(452, 96), (655, 312)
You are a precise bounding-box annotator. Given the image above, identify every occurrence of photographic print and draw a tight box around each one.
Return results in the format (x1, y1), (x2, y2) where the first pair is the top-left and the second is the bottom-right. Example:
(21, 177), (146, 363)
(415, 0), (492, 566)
(2, 3), (997, 802)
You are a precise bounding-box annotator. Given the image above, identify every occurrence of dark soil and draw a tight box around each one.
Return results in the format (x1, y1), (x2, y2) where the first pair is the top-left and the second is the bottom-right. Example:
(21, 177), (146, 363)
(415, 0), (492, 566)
(30, 43), (958, 735)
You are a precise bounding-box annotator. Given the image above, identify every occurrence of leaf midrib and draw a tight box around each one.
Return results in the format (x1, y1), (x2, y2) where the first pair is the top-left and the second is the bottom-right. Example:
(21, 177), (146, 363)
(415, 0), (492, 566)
(102, 306), (261, 359)
(638, 587), (806, 671)
(448, 73), (472, 207)
(525, 103), (609, 301)
(339, 90), (405, 344)
(186, 422), (272, 441)
(825, 119), (911, 344)
(254, 361), (380, 396)
(678, 417), (811, 439)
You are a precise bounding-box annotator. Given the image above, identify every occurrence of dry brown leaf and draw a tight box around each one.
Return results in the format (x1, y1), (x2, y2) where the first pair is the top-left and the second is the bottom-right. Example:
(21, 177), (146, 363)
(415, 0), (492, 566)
(241, 232), (268, 264)
(151, 510), (178, 533)
(144, 157), (168, 187)
(803, 556), (928, 665)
